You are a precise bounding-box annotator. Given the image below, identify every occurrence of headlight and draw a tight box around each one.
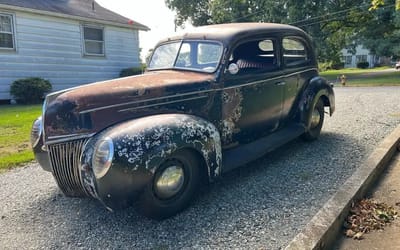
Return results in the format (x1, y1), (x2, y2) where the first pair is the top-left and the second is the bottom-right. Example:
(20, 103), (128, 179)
(30, 116), (42, 148)
(92, 137), (114, 179)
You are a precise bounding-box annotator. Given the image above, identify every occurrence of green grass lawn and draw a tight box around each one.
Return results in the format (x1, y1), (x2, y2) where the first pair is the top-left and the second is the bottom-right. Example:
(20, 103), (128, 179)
(320, 67), (400, 86)
(0, 104), (42, 171)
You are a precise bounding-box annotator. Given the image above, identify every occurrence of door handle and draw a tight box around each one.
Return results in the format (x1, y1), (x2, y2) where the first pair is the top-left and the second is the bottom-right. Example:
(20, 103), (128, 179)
(275, 81), (286, 86)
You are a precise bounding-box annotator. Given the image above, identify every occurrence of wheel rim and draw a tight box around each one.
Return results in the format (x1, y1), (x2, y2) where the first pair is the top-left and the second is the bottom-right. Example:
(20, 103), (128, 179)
(310, 108), (321, 128)
(154, 164), (185, 199)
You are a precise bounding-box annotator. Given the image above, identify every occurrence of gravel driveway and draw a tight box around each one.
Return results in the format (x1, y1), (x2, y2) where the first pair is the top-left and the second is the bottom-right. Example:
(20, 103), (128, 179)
(1, 86), (400, 249)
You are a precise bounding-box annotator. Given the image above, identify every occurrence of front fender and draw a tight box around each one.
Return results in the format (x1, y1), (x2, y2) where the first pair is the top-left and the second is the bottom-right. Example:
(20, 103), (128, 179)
(81, 114), (222, 209)
(299, 76), (335, 125)
(112, 114), (222, 177)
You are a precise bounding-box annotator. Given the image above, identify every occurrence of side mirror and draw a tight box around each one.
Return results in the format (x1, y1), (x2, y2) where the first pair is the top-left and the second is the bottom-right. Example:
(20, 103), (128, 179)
(228, 63), (239, 75)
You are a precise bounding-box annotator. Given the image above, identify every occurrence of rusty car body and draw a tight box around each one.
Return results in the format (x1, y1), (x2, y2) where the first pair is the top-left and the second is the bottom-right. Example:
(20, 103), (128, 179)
(31, 23), (335, 219)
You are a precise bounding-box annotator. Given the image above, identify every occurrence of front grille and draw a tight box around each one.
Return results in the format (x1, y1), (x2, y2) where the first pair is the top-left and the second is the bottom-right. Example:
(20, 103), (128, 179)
(48, 139), (89, 197)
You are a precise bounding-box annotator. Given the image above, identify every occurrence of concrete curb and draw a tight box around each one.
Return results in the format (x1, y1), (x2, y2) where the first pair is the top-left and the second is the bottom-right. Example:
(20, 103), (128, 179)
(285, 125), (400, 250)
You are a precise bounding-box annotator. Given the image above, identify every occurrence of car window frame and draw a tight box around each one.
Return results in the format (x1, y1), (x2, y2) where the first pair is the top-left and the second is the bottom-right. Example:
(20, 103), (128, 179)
(281, 36), (311, 68)
(224, 35), (281, 78)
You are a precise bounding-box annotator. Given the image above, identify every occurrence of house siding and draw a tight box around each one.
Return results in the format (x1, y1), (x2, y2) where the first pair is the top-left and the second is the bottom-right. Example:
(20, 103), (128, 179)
(341, 45), (375, 68)
(0, 10), (141, 100)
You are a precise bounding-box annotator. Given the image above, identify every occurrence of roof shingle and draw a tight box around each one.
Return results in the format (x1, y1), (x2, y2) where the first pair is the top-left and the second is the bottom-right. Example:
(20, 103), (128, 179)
(0, 0), (149, 30)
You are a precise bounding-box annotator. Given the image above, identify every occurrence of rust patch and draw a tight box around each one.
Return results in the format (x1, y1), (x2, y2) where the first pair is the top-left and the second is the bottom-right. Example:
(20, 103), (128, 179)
(221, 88), (243, 144)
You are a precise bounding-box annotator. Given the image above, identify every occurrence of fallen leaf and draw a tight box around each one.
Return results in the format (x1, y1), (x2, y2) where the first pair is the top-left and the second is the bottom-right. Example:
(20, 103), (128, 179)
(345, 229), (356, 237)
(353, 232), (364, 240)
(344, 198), (398, 239)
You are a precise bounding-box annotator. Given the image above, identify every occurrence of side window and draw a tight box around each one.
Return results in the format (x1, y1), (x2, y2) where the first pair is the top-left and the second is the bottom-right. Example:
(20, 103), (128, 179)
(282, 37), (308, 66)
(0, 13), (15, 50)
(231, 39), (278, 74)
(83, 25), (105, 56)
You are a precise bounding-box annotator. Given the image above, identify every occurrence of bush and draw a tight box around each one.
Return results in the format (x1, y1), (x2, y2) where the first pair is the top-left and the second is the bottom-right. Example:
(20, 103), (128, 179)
(10, 77), (52, 104)
(318, 61), (332, 72)
(120, 65), (146, 77)
(357, 61), (369, 69)
(318, 61), (344, 71)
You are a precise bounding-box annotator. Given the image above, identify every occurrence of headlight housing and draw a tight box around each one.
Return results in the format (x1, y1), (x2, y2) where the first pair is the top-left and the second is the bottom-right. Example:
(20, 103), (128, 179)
(30, 116), (42, 148)
(92, 137), (114, 179)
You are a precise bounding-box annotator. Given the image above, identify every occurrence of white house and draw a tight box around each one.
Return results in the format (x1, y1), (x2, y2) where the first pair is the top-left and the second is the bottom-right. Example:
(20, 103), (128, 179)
(0, 0), (149, 100)
(341, 45), (378, 68)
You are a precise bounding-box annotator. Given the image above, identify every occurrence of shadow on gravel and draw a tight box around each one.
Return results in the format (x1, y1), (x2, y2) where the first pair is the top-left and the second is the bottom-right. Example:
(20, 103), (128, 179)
(24, 132), (363, 249)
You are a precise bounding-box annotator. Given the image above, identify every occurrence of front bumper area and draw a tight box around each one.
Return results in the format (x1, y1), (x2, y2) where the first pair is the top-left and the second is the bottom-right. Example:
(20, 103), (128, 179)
(33, 136), (154, 210)
(32, 135), (52, 172)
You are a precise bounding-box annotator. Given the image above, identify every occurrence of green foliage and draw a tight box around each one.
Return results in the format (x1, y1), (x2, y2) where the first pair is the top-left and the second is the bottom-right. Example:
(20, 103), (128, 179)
(370, 0), (386, 10)
(120, 65), (146, 77)
(369, 0), (400, 10)
(319, 61), (343, 71)
(165, 0), (210, 26)
(0, 104), (42, 170)
(10, 77), (52, 104)
(357, 61), (370, 68)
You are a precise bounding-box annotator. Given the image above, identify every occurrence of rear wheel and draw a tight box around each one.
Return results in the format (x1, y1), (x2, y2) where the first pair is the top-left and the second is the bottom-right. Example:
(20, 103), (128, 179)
(136, 149), (200, 220)
(301, 99), (325, 141)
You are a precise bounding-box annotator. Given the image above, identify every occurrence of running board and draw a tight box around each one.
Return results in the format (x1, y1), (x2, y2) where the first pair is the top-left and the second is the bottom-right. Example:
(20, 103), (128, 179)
(222, 123), (306, 173)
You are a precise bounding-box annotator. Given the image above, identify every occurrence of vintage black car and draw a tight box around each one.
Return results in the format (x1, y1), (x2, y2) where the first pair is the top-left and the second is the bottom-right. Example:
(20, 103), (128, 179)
(31, 23), (335, 219)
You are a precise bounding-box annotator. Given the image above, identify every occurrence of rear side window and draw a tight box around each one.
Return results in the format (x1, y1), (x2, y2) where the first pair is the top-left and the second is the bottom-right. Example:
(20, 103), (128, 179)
(231, 39), (278, 74)
(282, 37), (309, 66)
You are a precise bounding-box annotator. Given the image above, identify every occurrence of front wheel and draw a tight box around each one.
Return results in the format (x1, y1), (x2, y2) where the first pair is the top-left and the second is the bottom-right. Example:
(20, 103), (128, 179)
(301, 99), (325, 141)
(136, 149), (200, 220)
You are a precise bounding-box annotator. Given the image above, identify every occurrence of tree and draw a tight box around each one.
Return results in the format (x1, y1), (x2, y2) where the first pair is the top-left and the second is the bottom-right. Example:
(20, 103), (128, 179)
(362, 0), (400, 57)
(370, 0), (400, 10)
(165, 0), (400, 63)
(165, 0), (210, 26)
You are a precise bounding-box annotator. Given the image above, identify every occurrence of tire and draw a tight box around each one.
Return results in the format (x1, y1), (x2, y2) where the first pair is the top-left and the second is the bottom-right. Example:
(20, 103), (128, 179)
(301, 99), (325, 141)
(136, 149), (201, 220)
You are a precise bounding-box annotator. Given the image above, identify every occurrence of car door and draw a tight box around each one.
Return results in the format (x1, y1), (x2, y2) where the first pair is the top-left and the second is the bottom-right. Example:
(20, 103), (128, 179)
(280, 36), (317, 121)
(221, 38), (285, 147)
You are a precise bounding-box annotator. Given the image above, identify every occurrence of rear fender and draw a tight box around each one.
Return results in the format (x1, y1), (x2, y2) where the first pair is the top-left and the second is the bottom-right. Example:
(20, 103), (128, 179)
(299, 76), (335, 126)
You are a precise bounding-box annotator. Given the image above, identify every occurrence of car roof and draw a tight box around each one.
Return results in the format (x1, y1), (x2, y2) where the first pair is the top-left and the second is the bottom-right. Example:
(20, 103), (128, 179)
(157, 23), (309, 46)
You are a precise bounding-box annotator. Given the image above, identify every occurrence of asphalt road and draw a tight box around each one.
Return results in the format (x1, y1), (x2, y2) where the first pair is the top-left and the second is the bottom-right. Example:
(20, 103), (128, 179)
(1, 87), (400, 249)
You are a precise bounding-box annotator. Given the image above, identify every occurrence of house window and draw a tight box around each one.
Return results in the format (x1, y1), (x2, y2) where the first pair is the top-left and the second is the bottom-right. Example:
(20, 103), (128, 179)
(356, 55), (367, 63)
(344, 56), (352, 65)
(83, 25), (104, 56)
(0, 13), (15, 50)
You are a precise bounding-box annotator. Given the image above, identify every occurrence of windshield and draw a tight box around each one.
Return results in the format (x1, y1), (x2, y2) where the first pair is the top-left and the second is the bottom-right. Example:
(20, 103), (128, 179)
(148, 40), (223, 73)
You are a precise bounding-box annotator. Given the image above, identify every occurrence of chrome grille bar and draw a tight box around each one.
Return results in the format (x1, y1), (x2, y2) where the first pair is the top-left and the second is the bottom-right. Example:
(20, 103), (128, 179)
(48, 139), (89, 197)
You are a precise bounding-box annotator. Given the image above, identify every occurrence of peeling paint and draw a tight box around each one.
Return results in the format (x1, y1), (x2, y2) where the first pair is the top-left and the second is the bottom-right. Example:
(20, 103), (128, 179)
(93, 114), (223, 179)
(221, 88), (243, 144)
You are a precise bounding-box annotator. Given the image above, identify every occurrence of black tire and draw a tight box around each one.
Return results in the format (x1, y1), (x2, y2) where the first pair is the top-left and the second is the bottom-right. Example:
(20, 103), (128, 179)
(136, 149), (200, 220)
(301, 99), (325, 141)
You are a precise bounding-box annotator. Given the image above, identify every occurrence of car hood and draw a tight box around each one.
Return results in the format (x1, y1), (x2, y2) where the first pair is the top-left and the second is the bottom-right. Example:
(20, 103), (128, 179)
(43, 70), (215, 142)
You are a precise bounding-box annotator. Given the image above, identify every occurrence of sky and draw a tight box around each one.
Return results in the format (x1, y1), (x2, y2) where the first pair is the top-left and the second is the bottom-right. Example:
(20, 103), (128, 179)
(96, 0), (191, 61)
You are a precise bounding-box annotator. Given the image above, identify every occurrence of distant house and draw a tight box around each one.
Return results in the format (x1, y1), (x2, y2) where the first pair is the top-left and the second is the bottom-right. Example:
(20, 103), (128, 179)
(0, 0), (149, 100)
(341, 45), (380, 68)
